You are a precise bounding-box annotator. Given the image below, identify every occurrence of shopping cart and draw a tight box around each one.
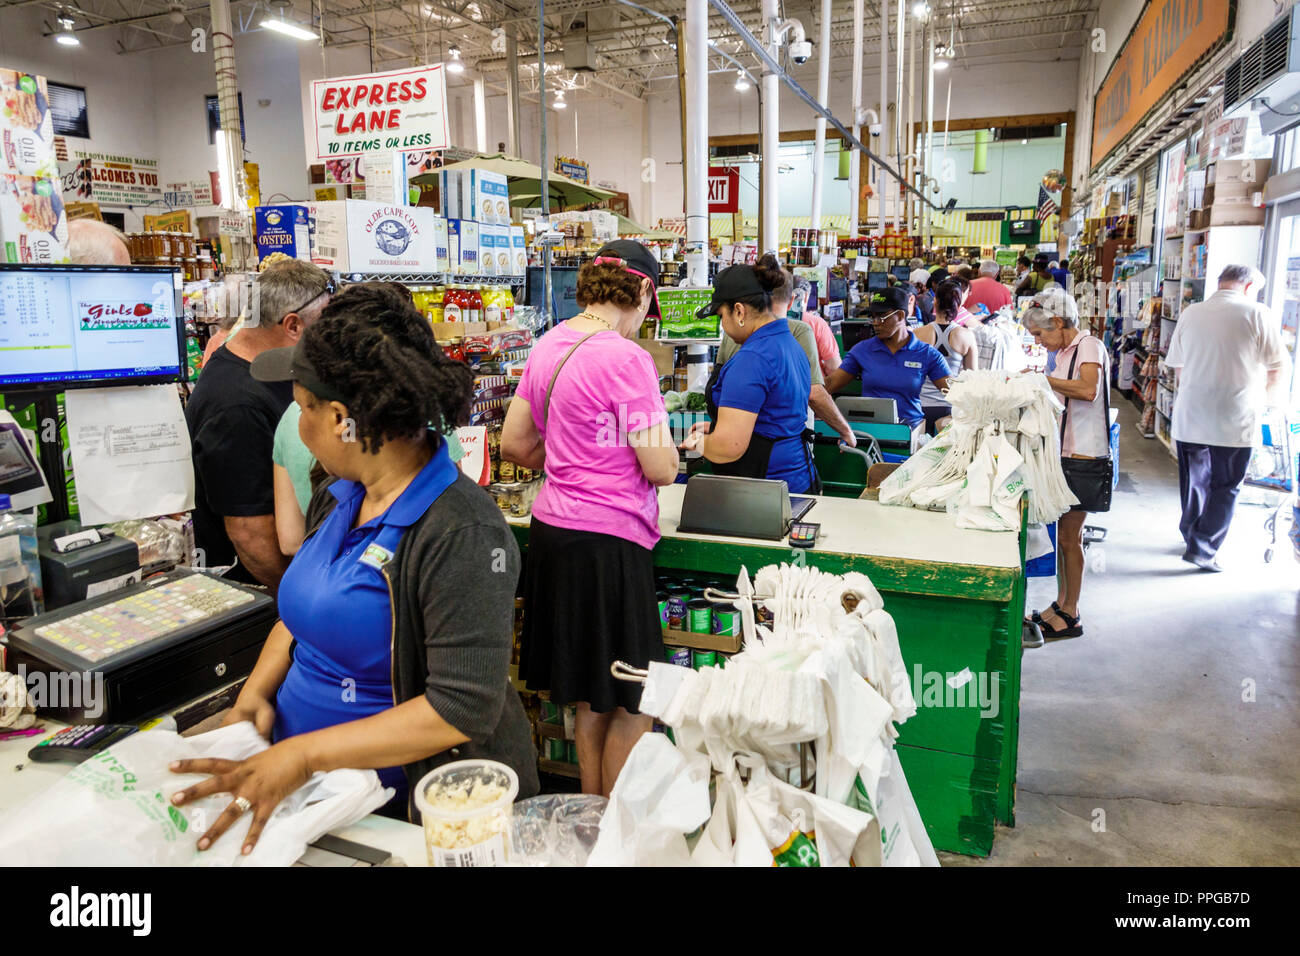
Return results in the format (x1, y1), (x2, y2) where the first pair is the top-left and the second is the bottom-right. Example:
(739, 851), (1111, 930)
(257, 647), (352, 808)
(1244, 410), (1297, 563)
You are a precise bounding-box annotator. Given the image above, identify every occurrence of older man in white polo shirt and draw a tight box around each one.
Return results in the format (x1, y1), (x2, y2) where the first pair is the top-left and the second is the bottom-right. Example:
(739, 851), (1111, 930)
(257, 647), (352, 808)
(1164, 265), (1289, 571)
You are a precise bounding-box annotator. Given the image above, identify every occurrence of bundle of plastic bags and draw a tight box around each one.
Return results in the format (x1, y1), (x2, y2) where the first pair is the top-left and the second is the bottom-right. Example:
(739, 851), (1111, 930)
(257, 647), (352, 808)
(591, 564), (938, 867)
(878, 369), (1078, 528)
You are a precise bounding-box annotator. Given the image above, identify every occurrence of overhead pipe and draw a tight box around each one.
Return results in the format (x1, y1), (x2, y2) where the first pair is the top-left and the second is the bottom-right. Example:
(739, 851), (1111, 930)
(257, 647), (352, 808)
(848, 0), (865, 237)
(809, 0), (832, 231)
(760, 0), (780, 254)
(685, 0), (709, 287)
(894, 0), (905, 230)
(707, 0), (938, 213)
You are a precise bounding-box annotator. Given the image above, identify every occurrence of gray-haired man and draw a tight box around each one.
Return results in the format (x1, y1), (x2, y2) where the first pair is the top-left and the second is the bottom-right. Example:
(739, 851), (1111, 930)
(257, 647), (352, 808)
(1165, 265), (1289, 571)
(185, 259), (333, 589)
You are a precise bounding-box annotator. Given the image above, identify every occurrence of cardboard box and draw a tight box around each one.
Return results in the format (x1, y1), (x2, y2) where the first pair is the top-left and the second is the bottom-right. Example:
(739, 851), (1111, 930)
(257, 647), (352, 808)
(509, 225), (526, 276)
(472, 170), (510, 225)
(432, 215), (449, 273)
(0, 173), (69, 263)
(441, 169), (471, 219)
(478, 223), (496, 276)
(1207, 203), (1265, 226)
(492, 224), (513, 277)
(1209, 159), (1271, 186)
(307, 200), (435, 273)
(0, 69), (57, 180)
(254, 204), (311, 264)
(448, 218), (480, 274)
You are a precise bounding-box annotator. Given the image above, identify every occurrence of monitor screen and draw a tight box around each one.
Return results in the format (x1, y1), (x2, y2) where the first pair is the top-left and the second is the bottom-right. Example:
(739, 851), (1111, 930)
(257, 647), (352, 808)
(890, 265), (911, 281)
(526, 266), (581, 321)
(826, 274), (848, 302)
(841, 320), (875, 352)
(0, 265), (185, 389)
(866, 271), (889, 290)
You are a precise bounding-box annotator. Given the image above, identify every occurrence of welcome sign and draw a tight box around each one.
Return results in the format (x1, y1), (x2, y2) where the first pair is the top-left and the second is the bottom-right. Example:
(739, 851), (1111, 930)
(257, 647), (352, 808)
(1091, 0), (1232, 166)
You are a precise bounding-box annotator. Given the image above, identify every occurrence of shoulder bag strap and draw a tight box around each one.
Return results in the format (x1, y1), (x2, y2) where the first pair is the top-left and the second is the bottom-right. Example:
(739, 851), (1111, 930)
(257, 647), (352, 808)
(543, 330), (605, 428)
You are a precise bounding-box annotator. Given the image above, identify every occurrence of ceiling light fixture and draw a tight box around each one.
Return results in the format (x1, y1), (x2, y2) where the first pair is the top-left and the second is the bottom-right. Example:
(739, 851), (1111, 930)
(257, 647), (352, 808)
(260, 4), (318, 43)
(55, 12), (79, 46)
(912, 3), (930, 19)
(554, 89), (566, 109)
(447, 44), (465, 73)
(735, 70), (750, 92)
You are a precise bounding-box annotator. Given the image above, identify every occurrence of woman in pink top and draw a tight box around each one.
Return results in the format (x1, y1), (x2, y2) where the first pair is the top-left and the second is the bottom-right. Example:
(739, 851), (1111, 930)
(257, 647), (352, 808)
(1023, 289), (1110, 642)
(502, 241), (679, 796)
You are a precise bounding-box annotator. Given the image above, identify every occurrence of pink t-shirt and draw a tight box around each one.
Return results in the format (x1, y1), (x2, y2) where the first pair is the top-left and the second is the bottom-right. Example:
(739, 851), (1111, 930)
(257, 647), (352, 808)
(801, 311), (840, 377)
(1054, 333), (1109, 458)
(517, 322), (667, 550)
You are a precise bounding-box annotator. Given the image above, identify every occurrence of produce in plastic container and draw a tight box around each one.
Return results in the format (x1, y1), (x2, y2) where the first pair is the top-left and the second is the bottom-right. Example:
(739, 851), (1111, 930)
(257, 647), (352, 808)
(415, 759), (519, 867)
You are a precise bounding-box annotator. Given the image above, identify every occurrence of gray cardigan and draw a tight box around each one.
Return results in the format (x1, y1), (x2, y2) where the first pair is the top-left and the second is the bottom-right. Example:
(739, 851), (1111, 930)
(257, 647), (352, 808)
(304, 466), (539, 821)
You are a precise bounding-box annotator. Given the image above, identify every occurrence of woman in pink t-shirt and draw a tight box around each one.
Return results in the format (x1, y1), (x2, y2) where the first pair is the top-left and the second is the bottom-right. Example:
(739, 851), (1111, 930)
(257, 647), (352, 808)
(502, 241), (679, 796)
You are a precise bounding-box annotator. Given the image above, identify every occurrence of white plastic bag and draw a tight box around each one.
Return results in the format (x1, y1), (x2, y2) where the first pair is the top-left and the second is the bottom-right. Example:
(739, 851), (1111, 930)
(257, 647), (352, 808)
(744, 763), (877, 867)
(865, 751), (940, 868)
(0, 722), (391, 866)
(587, 733), (711, 866)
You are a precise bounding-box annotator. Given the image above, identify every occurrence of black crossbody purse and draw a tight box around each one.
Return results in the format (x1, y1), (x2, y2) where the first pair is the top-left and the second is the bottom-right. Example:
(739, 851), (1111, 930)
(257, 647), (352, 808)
(1058, 337), (1114, 514)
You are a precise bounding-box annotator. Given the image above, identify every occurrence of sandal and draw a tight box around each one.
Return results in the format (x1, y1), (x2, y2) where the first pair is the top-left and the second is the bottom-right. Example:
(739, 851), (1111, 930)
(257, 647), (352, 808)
(1039, 607), (1083, 639)
(1024, 601), (1062, 627)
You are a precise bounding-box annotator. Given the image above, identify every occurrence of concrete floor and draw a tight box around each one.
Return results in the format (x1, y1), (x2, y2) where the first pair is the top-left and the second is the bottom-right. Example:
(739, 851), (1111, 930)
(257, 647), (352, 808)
(942, 395), (1300, 866)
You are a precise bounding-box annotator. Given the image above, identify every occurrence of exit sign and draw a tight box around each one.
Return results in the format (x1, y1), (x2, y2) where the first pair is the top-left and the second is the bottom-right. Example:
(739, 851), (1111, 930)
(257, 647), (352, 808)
(708, 167), (739, 213)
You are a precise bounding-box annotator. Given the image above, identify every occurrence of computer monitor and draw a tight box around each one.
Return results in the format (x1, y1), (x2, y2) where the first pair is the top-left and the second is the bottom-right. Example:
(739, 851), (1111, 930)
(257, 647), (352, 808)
(0, 265), (185, 390)
(526, 265), (581, 321)
(866, 271), (889, 291)
(890, 265), (911, 281)
(840, 320), (875, 352)
(826, 274), (848, 302)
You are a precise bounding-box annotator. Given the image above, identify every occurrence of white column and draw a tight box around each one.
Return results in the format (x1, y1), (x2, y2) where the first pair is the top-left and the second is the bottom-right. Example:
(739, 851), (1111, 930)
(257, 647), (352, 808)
(685, 0), (709, 287)
(761, 0), (780, 255)
(505, 27), (521, 155)
(473, 76), (488, 154)
(878, 0), (887, 236)
(809, 0), (832, 230)
(894, 0), (905, 230)
(848, 0), (864, 237)
(209, 0), (244, 210)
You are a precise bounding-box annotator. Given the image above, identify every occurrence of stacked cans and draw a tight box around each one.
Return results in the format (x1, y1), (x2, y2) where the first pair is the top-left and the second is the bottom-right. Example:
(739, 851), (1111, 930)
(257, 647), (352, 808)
(655, 573), (742, 670)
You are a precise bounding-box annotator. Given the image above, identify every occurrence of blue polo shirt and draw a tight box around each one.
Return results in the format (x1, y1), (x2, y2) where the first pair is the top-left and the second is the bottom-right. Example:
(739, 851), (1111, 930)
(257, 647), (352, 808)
(712, 318), (814, 492)
(840, 334), (951, 427)
(273, 438), (460, 803)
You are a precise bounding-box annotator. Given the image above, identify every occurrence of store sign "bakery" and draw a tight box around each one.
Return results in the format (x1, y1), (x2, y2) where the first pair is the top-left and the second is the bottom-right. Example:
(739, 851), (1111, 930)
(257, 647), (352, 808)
(311, 65), (450, 160)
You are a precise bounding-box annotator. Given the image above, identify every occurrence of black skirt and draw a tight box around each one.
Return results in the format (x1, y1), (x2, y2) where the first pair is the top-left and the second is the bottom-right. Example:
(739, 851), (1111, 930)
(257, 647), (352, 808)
(521, 517), (662, 714)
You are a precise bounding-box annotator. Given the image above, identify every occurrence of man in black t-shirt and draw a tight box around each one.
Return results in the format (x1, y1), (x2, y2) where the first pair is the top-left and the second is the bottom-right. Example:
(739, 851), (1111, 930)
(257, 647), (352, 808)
(186, 260), (332, 588)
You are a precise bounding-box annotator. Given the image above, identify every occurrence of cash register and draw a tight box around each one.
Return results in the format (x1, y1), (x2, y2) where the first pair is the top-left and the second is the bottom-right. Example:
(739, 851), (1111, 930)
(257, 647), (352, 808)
(4, 568), (278, 724)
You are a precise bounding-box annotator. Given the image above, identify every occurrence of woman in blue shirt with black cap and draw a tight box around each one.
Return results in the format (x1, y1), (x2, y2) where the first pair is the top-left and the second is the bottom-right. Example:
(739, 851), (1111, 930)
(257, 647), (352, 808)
(825, 285), (953, 431)
(682, 257), (817, 493)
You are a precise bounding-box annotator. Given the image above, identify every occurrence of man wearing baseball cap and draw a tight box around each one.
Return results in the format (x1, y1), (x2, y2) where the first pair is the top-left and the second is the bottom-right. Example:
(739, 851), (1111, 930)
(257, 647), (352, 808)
(824, 286), (953, 431)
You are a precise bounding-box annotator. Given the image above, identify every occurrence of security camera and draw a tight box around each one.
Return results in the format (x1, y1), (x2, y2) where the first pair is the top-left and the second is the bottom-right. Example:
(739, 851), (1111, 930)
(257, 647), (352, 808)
(789, 39), (813, 64)
(869, 123), (883, 137)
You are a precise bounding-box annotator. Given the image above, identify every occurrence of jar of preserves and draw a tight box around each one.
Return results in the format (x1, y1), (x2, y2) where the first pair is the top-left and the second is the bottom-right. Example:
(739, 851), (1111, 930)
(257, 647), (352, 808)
(184, 257), (198, 282)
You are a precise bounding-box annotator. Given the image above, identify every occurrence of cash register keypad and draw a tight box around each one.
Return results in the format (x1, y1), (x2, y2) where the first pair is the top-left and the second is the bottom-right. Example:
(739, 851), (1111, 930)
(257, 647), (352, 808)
(34, 574), (256, 663)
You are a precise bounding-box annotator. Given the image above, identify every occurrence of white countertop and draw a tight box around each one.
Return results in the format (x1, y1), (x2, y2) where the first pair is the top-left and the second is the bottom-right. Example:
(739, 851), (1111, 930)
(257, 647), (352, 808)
(0, 724), (428, 867)
(511, 483), (1021, 571)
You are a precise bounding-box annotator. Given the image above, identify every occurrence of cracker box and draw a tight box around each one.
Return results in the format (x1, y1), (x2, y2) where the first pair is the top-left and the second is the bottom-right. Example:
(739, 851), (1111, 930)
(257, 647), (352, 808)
(432, 215), (450, 273)
(488, 223), (512, 277)
(0, 70), (57, 180)
(472, 170), (509, 225)
(441, 169), (472, 220)
(509, 225), (526, 276)
(478, 224), (497, 276)
(0, 173), (69, 264)
(254, 204), (311, 264)
(448, 218), (480, 274)
(307, 200), (435, 273)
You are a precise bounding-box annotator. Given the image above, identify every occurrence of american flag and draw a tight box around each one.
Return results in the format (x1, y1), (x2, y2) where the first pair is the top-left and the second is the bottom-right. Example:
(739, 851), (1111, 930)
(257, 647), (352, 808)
(1037, 184), (1059, 222)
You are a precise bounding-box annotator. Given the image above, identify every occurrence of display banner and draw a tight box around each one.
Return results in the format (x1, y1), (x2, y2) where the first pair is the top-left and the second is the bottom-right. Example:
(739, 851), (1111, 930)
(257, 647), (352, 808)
(311, 65), (449, 160)
(67, 151), (161, 206)
(1091, 0), (1231, 166)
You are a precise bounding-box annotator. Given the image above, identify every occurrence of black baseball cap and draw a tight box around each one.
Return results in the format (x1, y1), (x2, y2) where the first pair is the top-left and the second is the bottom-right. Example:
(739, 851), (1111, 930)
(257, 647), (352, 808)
(695, 264), (768, 318)
(251, 338), (350, 405)
(592, 239), (661, 318)
(1033, 252), (1052, 267)
(862, 286), (911, 316)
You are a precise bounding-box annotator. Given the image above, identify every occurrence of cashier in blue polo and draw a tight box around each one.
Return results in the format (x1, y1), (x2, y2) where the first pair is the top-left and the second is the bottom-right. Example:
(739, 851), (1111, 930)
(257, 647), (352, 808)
(682, 259), (817, 493)
(824, 285), (953, 429)
(168, 283), (537, 854)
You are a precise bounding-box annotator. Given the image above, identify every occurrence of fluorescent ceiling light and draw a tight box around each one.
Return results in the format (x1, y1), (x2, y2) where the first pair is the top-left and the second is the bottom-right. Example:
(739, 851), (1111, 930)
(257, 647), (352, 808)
(261, 16), (318, 41)
(932, 59), (948, 71)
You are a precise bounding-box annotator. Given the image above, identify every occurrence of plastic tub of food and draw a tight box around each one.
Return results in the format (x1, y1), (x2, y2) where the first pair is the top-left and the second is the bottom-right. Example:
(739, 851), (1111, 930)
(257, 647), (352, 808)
(414, 759), (519, 867)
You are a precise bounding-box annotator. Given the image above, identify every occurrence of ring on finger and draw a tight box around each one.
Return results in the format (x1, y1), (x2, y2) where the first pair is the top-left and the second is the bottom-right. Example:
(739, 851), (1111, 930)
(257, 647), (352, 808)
(233, 795), (252, 814)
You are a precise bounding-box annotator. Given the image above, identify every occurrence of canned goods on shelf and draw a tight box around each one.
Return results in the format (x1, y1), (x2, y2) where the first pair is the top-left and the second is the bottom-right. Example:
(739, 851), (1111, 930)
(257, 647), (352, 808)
(687, 598), (712, 633)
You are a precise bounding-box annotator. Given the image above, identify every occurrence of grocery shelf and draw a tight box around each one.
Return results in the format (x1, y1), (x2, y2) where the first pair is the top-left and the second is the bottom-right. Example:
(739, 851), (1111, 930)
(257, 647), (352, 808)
(333, 271), (524, 285)
(538, 759), (581, 779)
(536, 722), (565, 740)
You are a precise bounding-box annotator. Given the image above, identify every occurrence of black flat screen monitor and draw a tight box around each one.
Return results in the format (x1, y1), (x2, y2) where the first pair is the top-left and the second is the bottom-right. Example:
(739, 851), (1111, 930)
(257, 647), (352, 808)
(866, 271), (888, 290)
(891, 265), (911, 281)
(826, 274), (848, 302)
(841, 320), (875, 352)
(526, 265), (581, 321)
(0, 264), (185, 390)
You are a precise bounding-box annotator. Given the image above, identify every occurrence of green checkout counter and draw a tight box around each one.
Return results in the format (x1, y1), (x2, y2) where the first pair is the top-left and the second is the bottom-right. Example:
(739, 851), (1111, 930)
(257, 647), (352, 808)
(509, 483), (1027, 857)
